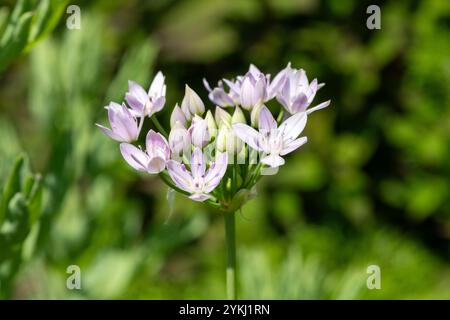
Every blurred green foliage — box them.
[0,0,68,73]
[0,0,449,299]
[0,155,42,298]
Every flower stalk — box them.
[224,211,237,300]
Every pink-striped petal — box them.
[279,112,307,142]
[147,156,166,173]
[232,123,262,151]
[261,154,285,168]
[189,193,211,202]
[258,106,277,132]
[148,71,165,97]
[306,100,331,115]
[146,130,170,160]
[167,160,193,192]
[120,143,149,171]
[280,136,308,156]
[191,147,206,179]
[96,124,124,142]
[204,152,228,192]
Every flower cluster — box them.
[97,63,330,209]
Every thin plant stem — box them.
[224,211,237,300]
[276,109,285,124]
[137,116,145,135]
[151,116,168,137]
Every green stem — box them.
[151,116,168,138]
[224,211,237,300]
[277,109,285,124]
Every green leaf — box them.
[0,155,25,227]
[0,0,68,72]
[0,11,33,72]
[28,0,69,47]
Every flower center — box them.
[191,175,205,192]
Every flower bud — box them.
[205,110,218,138]
[250,103,265,127]
[189,116,210,148]
[240,74,266,110]
[216,126,227,152]
[215,106,232,128]
[181,85,205,120]
[169,122,191,156]
[216,125,243,155]
[232,106,246,124]
[170,104,187,128]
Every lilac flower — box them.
[96,102,140,142]
[233,106,308,168]
[247,64,285,100]
[240,72,267,110]
[276,63,330,114]
[120,130,170,174]
[125,71,166,117]
[167,148,228,201]
[203,78,241,107]
[204,64,285,109]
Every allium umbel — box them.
[97,64,331,299]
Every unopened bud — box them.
[215,106,232,128]
[205,110,218,138]
[232,106,246,124]
[170,104,186,128]
[181,85,205,120]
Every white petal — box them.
[298,69,309,88]
[268,67,287,98]
[167,160,193,192]
[190,117,210,148]
[252,76,266,104]
[258,106,277,132]
[150,96,166,114]
[203,78,213,92]
[278,77,292,111]
[120,143,149,171]
[261,154,285,168]
[249,64,262,77]
[223,78,240,94]
[170,105,187,128]
[306,100,331,114]
[128,81,148,104]
[147,156,166,173]
[280,136,307,156]
[240,77,254,110]
[232,123,262,151]
[148,71,165,97]
[146,130,170,160]
[279,112,307,141]
[191,147,206,179]
[189,193,211,202]
[96,124,125,142]
[204,152,228,192]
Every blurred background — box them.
[0,0,449,299]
